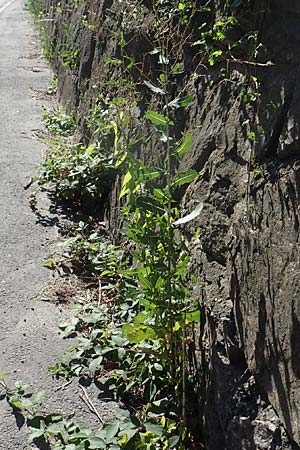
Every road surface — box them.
[0,1,111,447]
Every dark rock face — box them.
[43,0,300,448]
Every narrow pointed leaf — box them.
[144,80,165,95]
[176,133,192,158]
[173,202,203,225]
[146,111,168,127]
[171,169,197,187]
[178,95,194,107]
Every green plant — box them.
[43,108,76,136]
[21,1,206,448]
[25,0,55,61]
[38,140,116,201]
[1,375,186,450]
[193,15,238,66]
[62,227,124,276]
[47,76,58,95]
[59,22,80,70]
[39,104,123,202]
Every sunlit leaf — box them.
[171,169,197,187]
[146,111,168,127]
[176,133,192,158]
[144,80,165,95]
[173,202,203,225]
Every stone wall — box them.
[42,0,300,448]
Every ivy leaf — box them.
[176,133,192,158]
[173,202,203,226]
[146,111,168,127]
[171,169,197,187]
[144,80,165,95]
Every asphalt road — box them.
[0,2,112,448]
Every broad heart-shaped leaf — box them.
[46,423,64,434]
[144,80,165,95]
[176,132,192,158]
[171,169,198,187]
[65,445,76,450]
[145,421,163,436]
[173,202,204,226]
[123,323,157,343]
[146,111,168,127]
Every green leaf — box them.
[144,80,165,95]
[153,188,170,203]
[88,437,106,449]
[89,356,103,374]
[103,58,122,66]
[139,167,161,181]
[173,202,203,226]
[145,421,163,436]
[46,423,64,434]
[171,169,197,187]
[105,422,120,442]
[176,133,192,158]
[28,429,44,444]
[32,391,44,405]
[146,111,168,127]
[175,255,189,275]
[168,435,180,447]
[167,95,194,110]
[123,323,157,343]
[43,258,54,268]
[185,309,201,323]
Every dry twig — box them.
[79,385,103,423]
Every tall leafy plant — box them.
[119,6,203,425]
